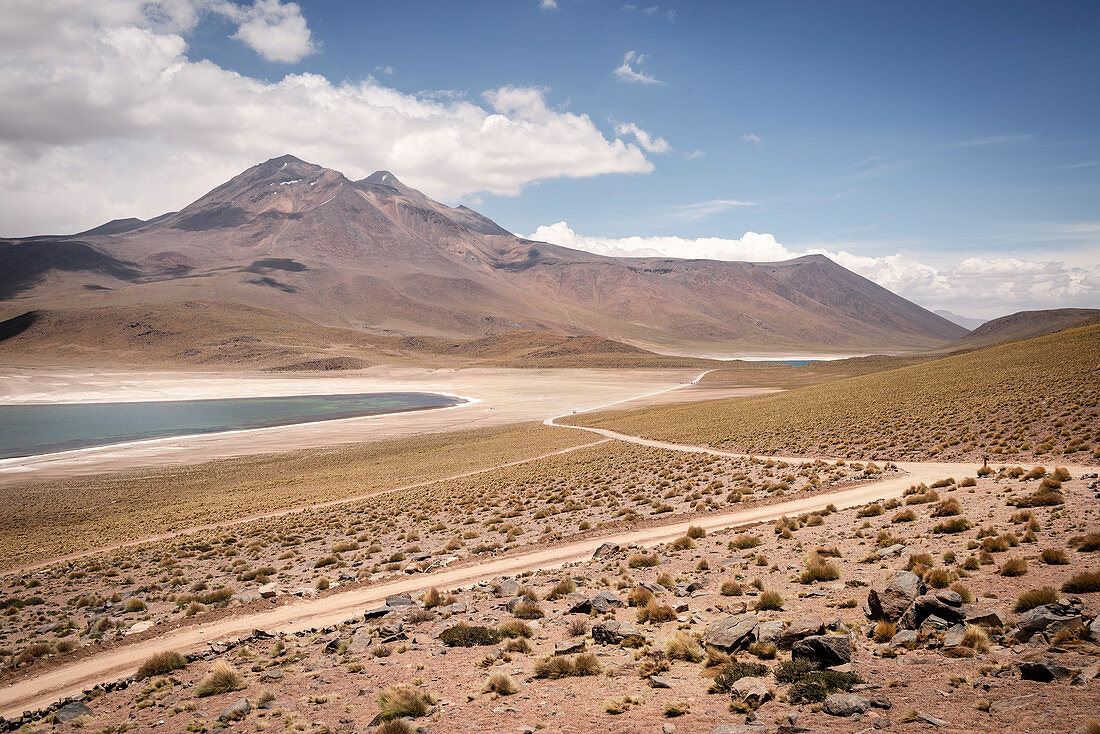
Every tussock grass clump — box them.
[627,586,655,607]
[512,600,544,619]
[872,620,897,643]
[483,671,519,696]
[669,536,696,551]
[663,700,690,717]
[628,553,659,568]
[498,620,533,639]
[441,624,501,647]
[194,661,245,697]
[1071,532,1100,552]
[800,557,840,584]
[136,650,187,679]
[892,508,917,523]
[666,631,704,662]
[961,625,990,652]
[729,533,763,549]
[1014,488,1065,508]
[1062,571,1100,593]
[924,567,955,588]
[1015,586,1059,612]
[534,653,602,678]
[376,684,435,721]
[636,599,676,623]
[375,721,416,734]
[857,503,884,517]
[755,590,784,611]
[933,517,971,534]
[932,498,962,517]
[503,638,532,654]
[545,577,577,600]
[1041,548,1070,564]
[720,579,743,596]
[774,659,862,703]
[999,557,1028,576]
[686,525,707,539]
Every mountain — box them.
[933,309,986,330]
[0,155,966,361]
[944,308,1100,351]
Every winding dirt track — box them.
[1,370,1091,718]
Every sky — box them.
[1,0,1098,319]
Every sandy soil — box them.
[0,366,767,484]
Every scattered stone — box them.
[218,698,250,722]
[257,584,278,599]
[934,590,962,607]
[731,676,772,706]
[988,693,1043,715]
[701,613,758,651]
[867,571,925,621]
[54,702,93,724]
[589,591,624,613]
[914,713,948,727]
[593,542,619,558]
[648,676,672,689]
[754,620,784,648]
[870,693,893,709]
[964,607,1006,628]
[554,639,585,655]
[708,726,765,734]
[792,634,851,667]
[899,595,966,630]
[888,630,918,649]
[822,693,870,717]
[662,724,676,734]
[1006,604,1083,643]
[780,616,824,647]
[942,624,966,648]
[1018,660,1073,682]
[497,580,521,598]
[592,620,645,646]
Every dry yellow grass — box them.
[0,423,592,568]
[569,322,1100,464]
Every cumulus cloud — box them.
[741,133,762,145]
[0,0,661,234]
[525,222,1100,317]
[614,51,663,85]
[614,122,670,153]
[539,0,559,10]
[225,0,315,62]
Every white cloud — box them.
[741,133,762,145]
[684,149,705,161]
[374,65,394,75]
[0,1,659,235]
[539,0,559,10]
[226,0,315,63]
[662,199,757,221]
[614,122,670,153]
[643,5,659,15]
[614,51,663,85]
[526,222,1100,318]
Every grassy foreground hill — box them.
[568,321,1100,464]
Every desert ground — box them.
[1,328,1098,734]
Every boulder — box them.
[918,615,953,634]
[258,583,278,599]
[791,634,851,667]
[496,579,521,598]
[730,676,772,706]
[934,590,963,607]
[385,594,414,607]
[702,613,758,651]
[593,542,620,558]
[867,571,925,621]
[899,595,965,630]
[649,675,672,688]
[822,693,870,717]
[915,713,949,727]
[590,591,624,613]
[964,606,1006,628]
[780,616,824,647]
[566,593,591,614]
[942,624,967,648]
[218,698,250,722]
[1007,604,1083,643]
[888,629,918,649]
[1019,660,1073,682]
[754,620,784,648]
[54,702,93,724]
[592,620,645,646]
[555,639,585,654]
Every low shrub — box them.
[709,660,768,693]
[719,579,743,596]
[1040,548,1070,564]
[1014,586,1059,612]
[441,624,501,647]
[483,672,519,696]
[1062,571,1100,593]
[376,684,435,721]
[755,590,784,611]
[136,650,187,679]
[933,517,972,534]
[999,557,1028,576]
[628,553,659,568]
[194,661,244,697]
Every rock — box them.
[258,584,278,599]
[792,634,851,667]
[54,702,92,724]
[386,594,414,607]
[649,675,673,689]
[592,620,645,646]
[554,639,585,655]
[363,605,397,620]
[935,590,963,607]
[915,713,949,727]
[126,620,154,635]
[918,614,952,634]
[589,591,624,613]
[708,725,765,734]
[876,543,906,558]
[755,620,784,648]
[505,597,528,613]
[888,630,918,649]
[780,616,824,647]
[867,571,925,621]
[218,698,250,722]
[899,595,966,630]
[942,624,967,648]
[988,693,1042,715]
[1019,660,1073,682]
[822,693,870,717]
[1007,604,1083,643]
[260,670,285,680]
[662,724,676,734]
[701,613,758,651]
[436,602,466,615]
[870,693,893,709]
[566,593,591,614]
[964,606,1006,628]
[731,676,772,706]
[593,542,619,558]
[497,580,520,598]
[640,581,668,595]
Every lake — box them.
[0,392,464,460]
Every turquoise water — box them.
[0,392,464,460]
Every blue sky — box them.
[2,0,1097,317]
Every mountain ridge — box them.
[0,155,966,358]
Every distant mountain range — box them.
[933,309,986,331]
[0,155,967,360]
